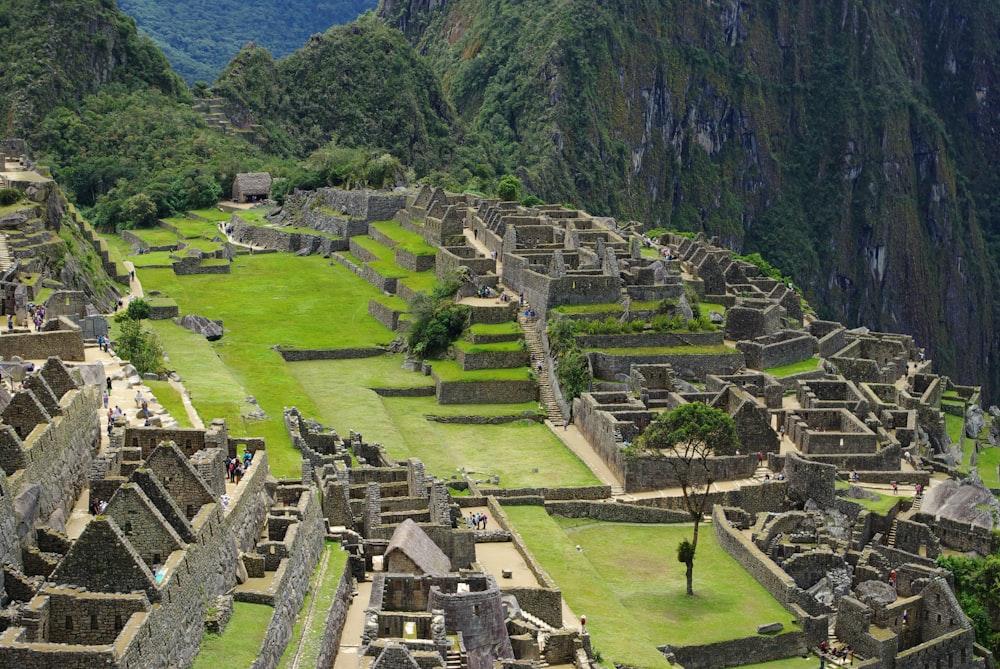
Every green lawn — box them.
[945,412,964,445]
[278,542,349,668]
[398,271,438,294]
[739,658,817,669]
[285,359,589,488]
[977,445,1000,487]
[130,228,181,247]
[765,358,820,377]
[469,322,521,335]
[129,251,178,267]
[163,215,224,238]
[700,302,727,316]
[192,602,273,669]
[144,379,194,428]
[504,509,800,668]
[369,220,438,255]
[190,207,239,222]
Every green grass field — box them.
[369,220,438,256]
[163,215,224,238]
[192,602,273,669]
[765,358,820,377]
[430,359,533,382]
[130,227,181,247]
[503,508,800,668]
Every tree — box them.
[124,298,151,321]
[637,402,738,594]
[112,316,163,376]
[497,174,522,202]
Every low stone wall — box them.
[360,264,398,294]
[661,631,810,669]
[479,486,610,501]
[148,301,179,320]
[739,333,816,371]
[228,216,349,255]
[314,557,354,669]
[455,347,528,371]
[574,331,724,349]
[394,248,436,272]
[437,246,496,282]
[630,483,788,517]
[373,387,436,398]
[368,299,405,331]
[435,379,537,405]
[913,513,998,555]
[545,500,689,522]
[0,324,85,361]
[275,346,387,361]
[120,230,175,252]
[624,453,756,493]
[172,257,231,275]
[588,351,745,382]
[251,488,324,669]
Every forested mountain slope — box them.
[213,15,458,175]
[0,0,186,136]
[117,0,378,84]
[379,0,1000,399]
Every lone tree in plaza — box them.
[637,401,738,595]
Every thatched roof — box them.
[384,518,451,576]
[232,172,271,196]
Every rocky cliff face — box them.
[380,0,1000,398]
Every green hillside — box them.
[117,0,378,84]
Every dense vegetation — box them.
[213,15,459,175]
[938,553,1000,658]
[117,0,377,84]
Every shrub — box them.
[113,317,164,375]
[556,351,590,401]
[497,174,522,202]
[0,188,20,206]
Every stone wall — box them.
[315,560,355,669]
[574,332,724,349]
[738,331,817,370]
[544,500,689,523]
[624,453,757,493]
[251,487,324,669]
[455,348,528,371]
[437,246,496,282]
[434,379,537,405]
[394,248,436,272]
[660,631,810,669]
[171,257,230,275]
[120,230,175,252]
[0,322,85,361]
[913,513,998,556]
[228,215,349,254]
[369,300,405,331]
[275,346,387,362]
[588,351,745,383]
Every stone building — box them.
[231,172,271,203]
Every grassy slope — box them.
[192,602,273,669]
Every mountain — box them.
[377,0,1000,400]
[116,0,378,84]
[212,14,458,175]
[0,0,186,136]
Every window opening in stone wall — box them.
[123,521,132,534]
[153,553,161,565]
[65,615,72,631]
[115,615,123,630]
[91,614,98,630]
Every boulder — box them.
[175,314,224,341]
[854,580,897,608]
[965,404,985,439]
[709,310,724,324]
[73,361,106,387]
[756,622,783,634]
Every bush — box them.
[407,298,470,357]
[556,351,590,401]
[113,317,164,375]
[497,174,522,202]
[0,188,20,206]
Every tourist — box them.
[134,390,143,408]
[757,451,764,465]
[106,376,112,392]
[103,391,108,409]
[228,458,236,483]
[851,470,859,483]
[5,315,10,330]
[763,473,771,483]
[892,481,898,494]
[234,463,243,485]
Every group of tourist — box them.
[818,641,853,666]
[96,333,110,352]
[467,512,488,530]
[89,498,108,516]
[225,451,254,485]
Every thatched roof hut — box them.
[231,172,271,203]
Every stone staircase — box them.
[445,647,465,669]
[887,518,898,548]
[0,233,12,273]
[518,311,563,423]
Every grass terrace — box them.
[503,508,799,669]
[700,302,727,316]
[163,215,223,238]
[765,358,821,377]
[130,227,181,247]
[469,322,522,336]
[369,220,438,255]
[551,299,664,316]
[129,251,178,267]
[399,271,438,294]
[430,359,532,382]
[192,601,272,668]
[453,339,523,353]
[190,207,238,222]
[978,446,1000,488]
